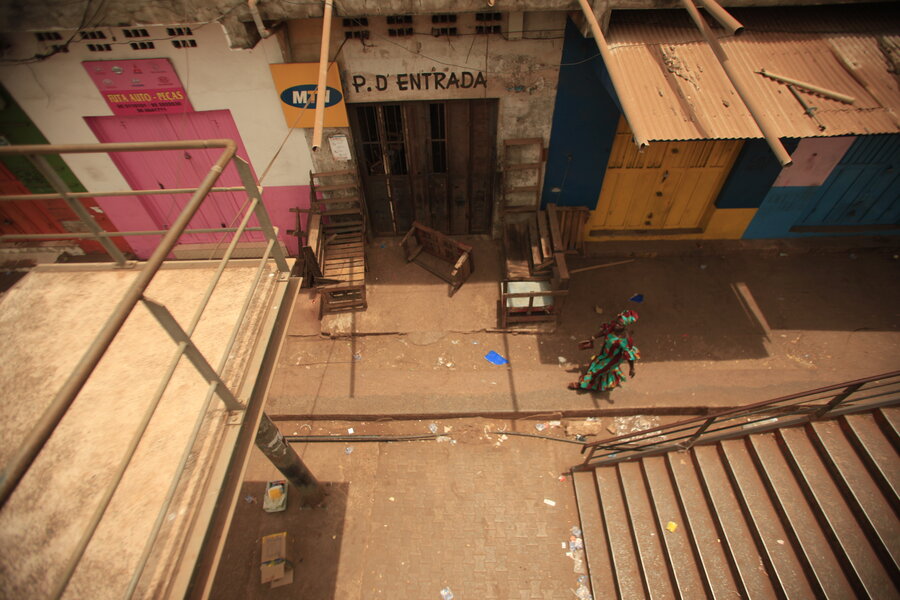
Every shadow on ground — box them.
[209,481,348,600]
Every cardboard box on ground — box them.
[260,532,294,588]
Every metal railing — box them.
[577,370,900,470]
[0,140,291,599]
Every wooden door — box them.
[588,117,743,235]
[350,100,496,236]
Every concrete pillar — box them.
[255,413,324,506]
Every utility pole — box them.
[255,413,324,506]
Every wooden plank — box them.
[536,211,552,259]
[547,203,564,252]
[527,217,542,270]
[311,168,355,177]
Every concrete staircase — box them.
[573,408,900,599]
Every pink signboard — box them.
[82,58,193,116]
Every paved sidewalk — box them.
[211,420,587,600]
[269,248,900,418]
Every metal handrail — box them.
[0,140,292,599]
[577,370,900,470]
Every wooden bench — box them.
[400,221,474,297]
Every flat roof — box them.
[0,259,291,598]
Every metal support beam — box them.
[679,0,793,166]
[0,227,263,241]
[256,413,324,506]
[576,0,651,149]
[27,155,128,266]
[0,186,248,202]
[232,156,291,273]
[814,383,864,418]
[311,0,334,152]
[140,297,243,411]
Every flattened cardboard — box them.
[270,563,294,588]
[260,532,287,584]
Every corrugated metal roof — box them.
[605,7,900,141]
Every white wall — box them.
[0,24,313,191]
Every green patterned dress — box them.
[575,331,640,392]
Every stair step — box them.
[779,426,896,597]
[875,407,900,452]
[642,456,707,600]
[693,445,779,599]
[573,471,617,600]
[808,420,900,573]
[618,462,678,599]
[596,468,648,600]
[666,453,741,599]
[842,414,900,513]
[748,433,857,599]
[720,439,816,599]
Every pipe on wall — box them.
[311,0,334,152]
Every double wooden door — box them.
[349,99,497,236]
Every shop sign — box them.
[269,63,349,128]
[349,71,487,93]
[82,59,193,116]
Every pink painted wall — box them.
[85,110,307,259]
[773,136,856,187]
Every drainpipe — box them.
[311,0,333,152]
[679,0,792,166]
[695,0,743,36]
[247,0,272,39]
[576,0,650,149]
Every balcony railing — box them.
[577,370,900,470]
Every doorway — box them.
[349,99,497,236]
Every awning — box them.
[603,6,900,142]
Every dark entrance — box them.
[349,99,498,236]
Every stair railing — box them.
[577,370,900,470]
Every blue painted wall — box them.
[541,17,621,209]
[717,138,800,209]
[744,134,900,238]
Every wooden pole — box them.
[757,68,855,104]
[576,0,651,149]
[311,0,333,152]
[570,259,635,274]
[679,0,793,166]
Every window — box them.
[387,15,412,25]
[172,39,198,48]
[431,14,456,23]
[476,25,502,34]
[342,17,368,27]
[475,12,502,21]
[428,103,447,174]
[80,31,107,40]
[431,27,458,37]
[344,30,370,40]
[51,44,70,53]
[166,27,193,37]
[87,44,112,52]
[122,29,150,38]
[35,32,63,42]
[129,41,155,50]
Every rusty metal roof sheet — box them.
[605,6,900,141]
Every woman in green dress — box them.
[569,310,640,392]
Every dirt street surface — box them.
[211,240,900,599]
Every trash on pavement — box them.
[263,480,288,513]
[484,350,509,365]
[347,427,355,434]
[543,498,557,507]
[428,423,438,433]
[666,521,678,533]
[629,293,644,303]
[535,423,548,432]
[440,587,454,600]
[244,495,257,504]
[435,435,452,443]
[344,447,354,454]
